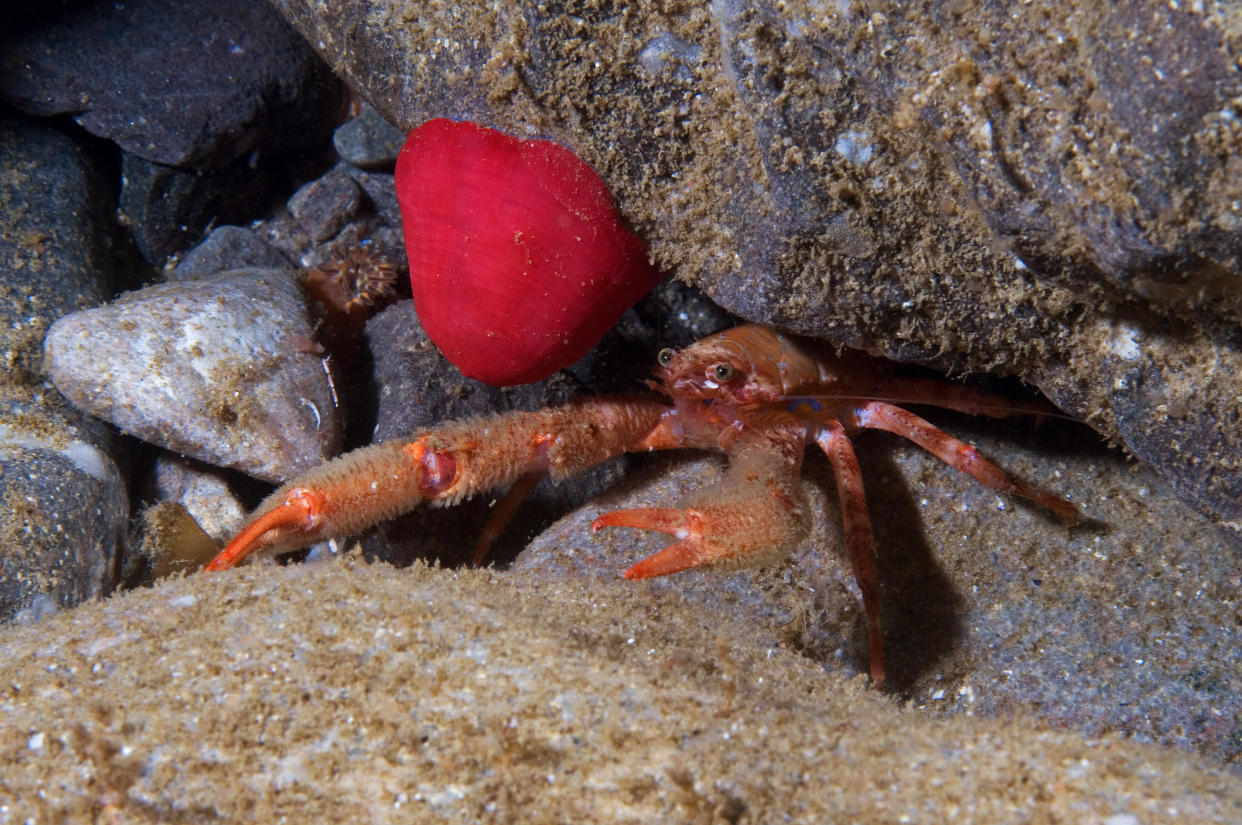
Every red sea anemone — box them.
[395,119,663,385]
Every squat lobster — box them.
[205,324,1077,687]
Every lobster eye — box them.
[713,363,735,382]
[657,348,674,367]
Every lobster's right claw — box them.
[592,507,726,579]
[592,501,796,580]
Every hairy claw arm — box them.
[205,398,669,571]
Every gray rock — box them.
[367,301,584,442]
[45,269,342,482]
[338,167,403,229]
[332,102,407,168]
[172,225,293,281]
[147,455,247,544]
[119,151,275,263]
[287,166,364,243]
[225,164,406,278]
[267,0,1242,534]
[1,0,345,264]
[0,112,128,622]
[0,0,341,169]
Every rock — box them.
[287,166,364,243]
[118,151,277,263]
[44,269,342,482]
[158,163,414,453]
[241,163,407,275]
[0,416,128,625]
[367,301,584,440]
[266,0,1242,534]
[171,225,293,281]
[146,455,247,544]
[0,111,128,623]
[0,560,1239,822]
[0,0,341,169]
[332,102,406,168]
[515,413,1242,766]
[339,166,403,229]
[1,0,345,263]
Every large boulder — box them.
[267,0,1242,535]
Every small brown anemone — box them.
[304,244,399,317]
[303,243,400,368]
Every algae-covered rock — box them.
[268,0,1242,533]
[44,269,343,483]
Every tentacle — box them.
[851,401,1078,522]
[205,398,669,571]
[814,422,886,688]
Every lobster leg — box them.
[471,473,544,566]
[205,399,668,571]
[814,422,886,688]
[850,401,1078,522]
[592,429,809,579]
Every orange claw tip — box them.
[623,545,702,580]
[202,532,259,572]
[395,118,665,386]
[200,489,322,573]
[202,553,236,572]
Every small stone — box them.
[45,269,342,482]
[147,454,247,543]
[287,167,363,243]
[172,226,292,281]
[340,166,403,229]
[333,103,406,168]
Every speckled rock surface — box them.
[1,560,1240,823]
[517,416,1242,768]
[44,269,342,482]
[0,112,128,623]
[267,0,1242,534]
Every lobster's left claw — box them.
[204,488,326,571]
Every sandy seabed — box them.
[2,552,1240,824]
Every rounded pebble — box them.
[44,269,342,482]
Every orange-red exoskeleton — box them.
[205,325,1078,687]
